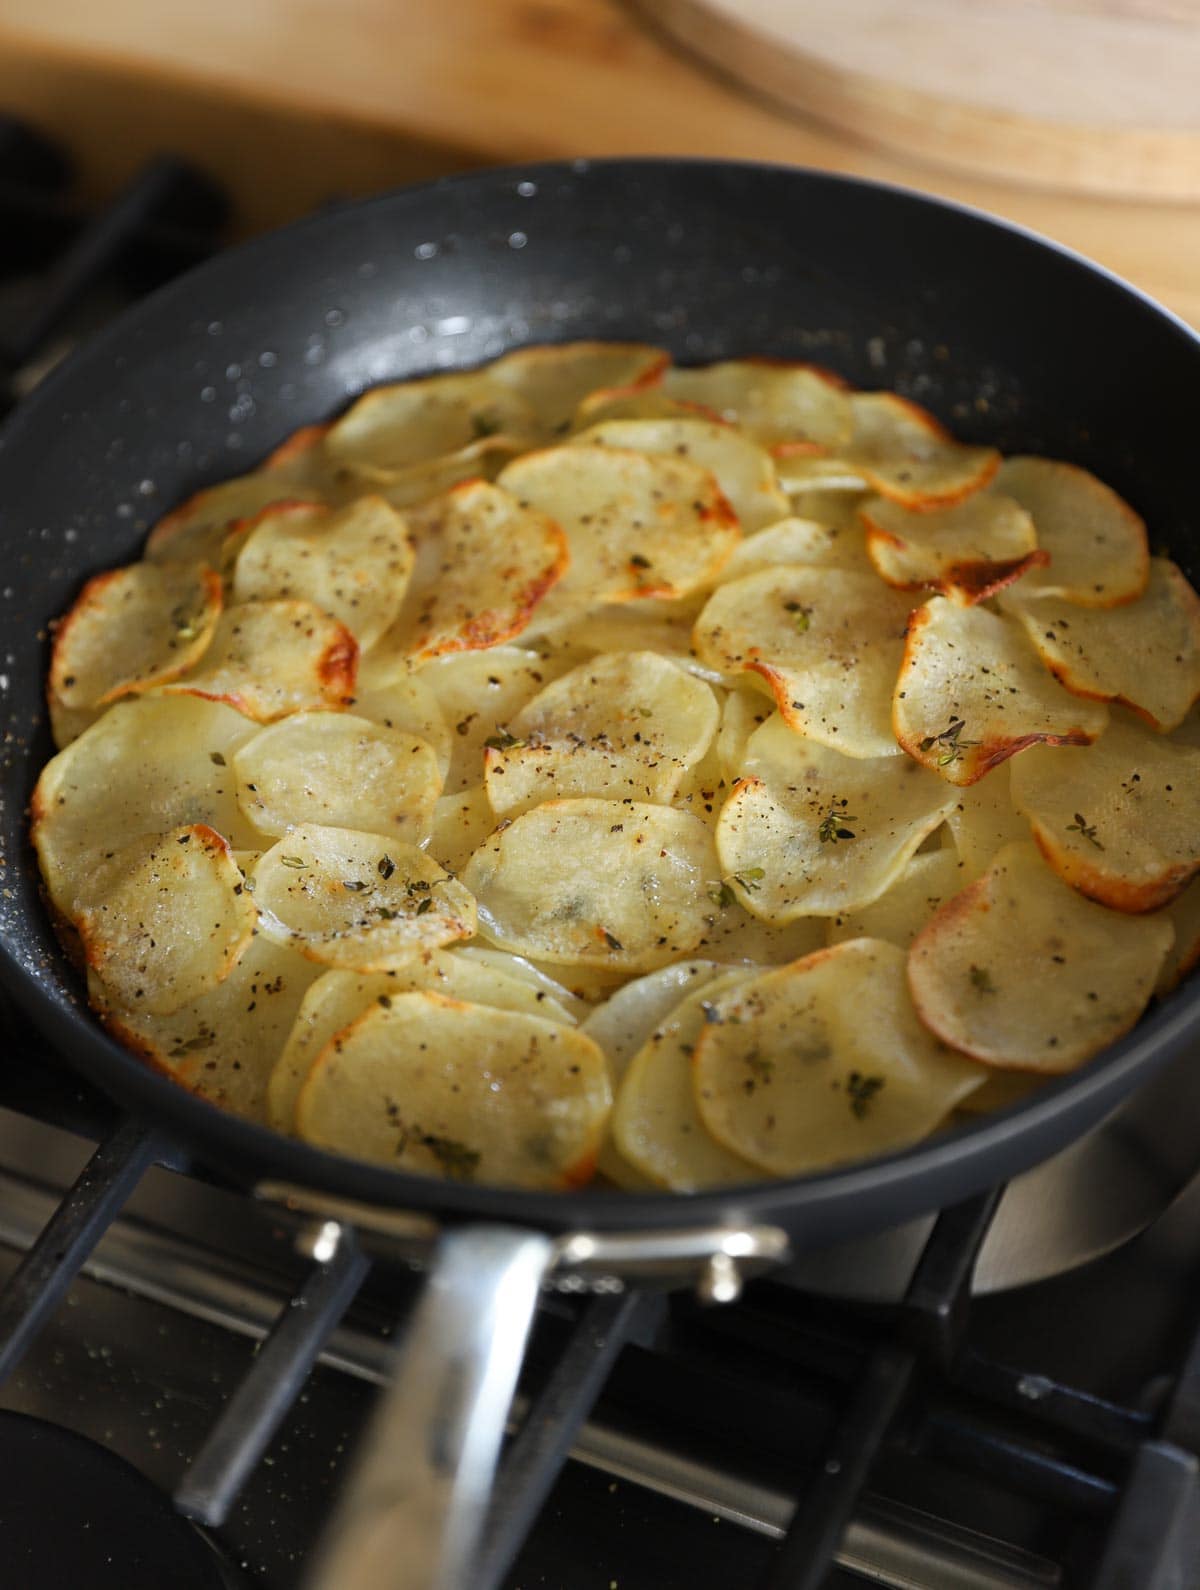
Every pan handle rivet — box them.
[297,1218,345,1265]
[697,1250,741,1306]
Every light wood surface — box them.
[0,0,1195,326]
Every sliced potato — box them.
[715,716,957,920]
[79,824,258,1016]
[491,341,668,436]
[613,970,765,1190]
[446,946,584,1022]
[420,646,565,793]
[571,417,790,532]
[661,360,853,451]
[693,567,913,757]
[777,458,869,494]
[230,496,414,648]
[484,651,719,817]
[861,492,1045,605]
[533,596,727,685]
[164,599,357,722]
[992,456,1148,605]
[719,515,872,581]
[826,849,965,949]
[461,798,720,970]
[50,561,223,723]
[693,940,987,1175]
[572,389,719,430]
[233,712,442,844]
[1153,879,1200,995]
[581,961,729,1089]
[427,786,498,875]
[691,896,826,964]
[295,992,611,1188]
[844,393,999,508]
[349,663,451,779]
[253,826,476,970]
[715,688,773,783]
[146,475,326,568]
[908,842,1173,1072]
[944,762,1031,882]
[894,600,1108,786]
[1010,714,1200,913]
[1000,559,1200,731]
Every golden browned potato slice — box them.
[718,515,873,581]
[572,389,719,430]
[1009,714,1200,913]
[694,567,914,757]
[613,970,766,1190]
[295,992,611,1188]
[232,712,442,844]
[32,694,261,919]
[908,841,1173,1072]
[861,492,1045,605]
[484,652,719,818]
[1000,559,1200,732]
[230,496,414,648]
[461,798,720,971]
[893,600,1108,785]
[497,445,740,616]
[825,849,965,949]
[693,940,987,1175]
[49,561,223,735]
[490,341,668,436]
[252,826,476,970]
[420,645,566,792]
[570,418,790,532]
[843,393,999,508]
[368,480,568,671]
[164,599,357,722]
[715,716,957,920]
[79,824,258,1016]
[1153,879,1200,995]
[349,662,451,778]
[944,762,1031,882]
[992,456,1148,605]
[427,787,498,874]
[661,360,853,451]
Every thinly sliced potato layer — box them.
[420,646,565,793]
[844,393,999,508]
[80,825,257,1016]
[694,940,986,1175]
[492,341,668,436]
[1010,715,1200,912]
[861,492,1044,604]
[165,599,357,722]
[662,360,852,451]
[233,712,442,844]
[694,567,913,757]
[485,651,719,817]
[894,600,1108,785]
[719,516,872,582]
[535,597,726,685]
[230,496,413,648]
[253,826,476,970]
[145,448,329,566]
[908,842,1173,1072]
[993,456,1148,605]
[295,993,611,1188]
[777,458,868,494]
[462,799,720,970]
[1001,559,1200,731]
[826,849,965,949]
[715,716,957,920]
[349,664,451,778]
[1154,880,1200,995]
[427,787,498,875]
[691,896,826,965]
[715,689,773,783]
[944,762,1030,881]
[572,389,719,430]
[581,961,729,1089]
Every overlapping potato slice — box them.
[462,799,719,970]
[571,418,790,532]
[894,600,1108,785]
[252,826,476,970]
[861,492,1045,604]
[420,646,564,792]
[715,689,773,782]
[49,561,223,733]
[661,360,853,452]
[693,940,987,1175]
[497,445,739,617]
[1154,880,1200,995]
[78,824,258,1016]
[233,712,442,844]
[826,849,964,949]
[427,787,498,874]
[572,389,718,430]
[449,946,585,1020]
[777,458,869,494]
[944,762,1030,882]
[613,970,765,1190]
[1009,715,1200,913]
[164,599,357,722]
[715,716,957,921]
[691,895,827,965]
[842,393,999,508]
[349,662,451,778]
[992,457,1148,605]
[694,567,913,757]
[484,651,719,818]
[368,481,567,670]
[908,842,1173,1072]
[581,960,729,1088]
[230,496,414,648]
[295,993,611,1188]
[266,949,579,1132]
[490,341,668,436]
[534,596,727,686]
[1000,559,1200,731]
[718,515,872,582]
[146,476,327,569]
[32,694,261,918]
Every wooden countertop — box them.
[0,0,1196,326]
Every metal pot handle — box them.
[305,1223,555,1590]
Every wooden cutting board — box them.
[642,0,1200,199]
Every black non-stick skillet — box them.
[0,160,1197,1589]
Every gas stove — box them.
[2,119,1200,1590]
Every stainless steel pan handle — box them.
[305,1223,555,1590]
